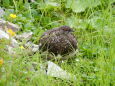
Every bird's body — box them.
[39,26,77,58]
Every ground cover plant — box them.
[0,0,115,86]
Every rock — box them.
[0,29,19,55]
[0,29,18,47]
[6,45,16,55]
[0,29,9,39]
[16,32,33,41]
[46,61,76,80]
[11,38,18,47]
[0,19,20,32]
[25,41,39,52]
[0,7,5,17]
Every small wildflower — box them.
[20,46,25,49]
[7,29,16,36]
[10,14,17,18]
[0,59,4,65]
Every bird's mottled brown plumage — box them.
[39,26,77,57]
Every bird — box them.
[39,26,77,60]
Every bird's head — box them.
[59,26,73,34]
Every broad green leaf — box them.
[66,0,101,13]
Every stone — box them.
[25,41,39,52]
[15,32,33,41]
[0,19,20,32]
[0,7,5,17]
[0,29,18,47]
[47,61,76,80]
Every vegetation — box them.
[0,0,115,86]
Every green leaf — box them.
[66,0,101,13]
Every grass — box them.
[0,0,115,86]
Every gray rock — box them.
[6,45,16,55]
[16,32,33,41]
[25,41,39,52]
[0,29,9,39]
[0,29,18,47]
[0,19,20,32]
[47,61,76,80]
[0,7,5,17]
[0,29,19,55]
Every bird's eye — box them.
[63,28,69,31]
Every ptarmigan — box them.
[39,26,77,60]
